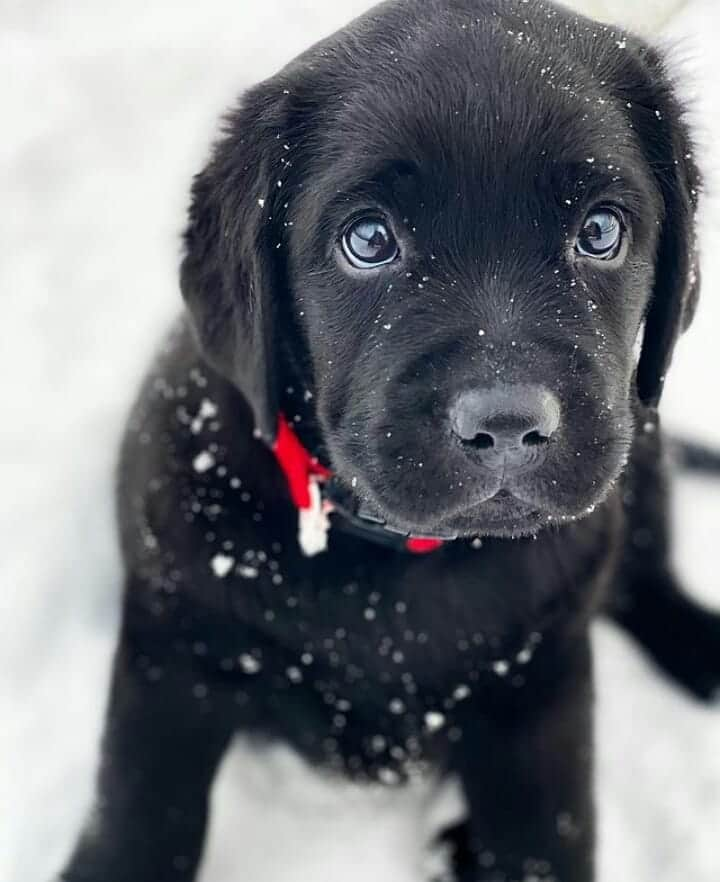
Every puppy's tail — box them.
[670,438,720,474]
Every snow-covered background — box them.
[1,1,719,880]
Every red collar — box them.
[272,415,445,556]
[272,415,332,510]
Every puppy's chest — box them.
[228,547,553,683]
[226,608,547,786]
[261,624,543,784]
[220,547,578,781]
[226,527,592,675]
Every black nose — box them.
[450,384,561,473]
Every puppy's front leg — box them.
[610,568,720,702]
[450,635,595,882]
[60,605,235,882]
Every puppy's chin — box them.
[357,497,562,541]
[438,495,556,539]
[436,492,601,540]
[338,471,617,541]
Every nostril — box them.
[464,432,494,450]
[522,430,549,448]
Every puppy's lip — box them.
[491,488,515,501]
[341,479,519,537]
[359,494,549,540]
[328,475,559,540]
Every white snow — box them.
[194,450,217,474]
[2,2,720,881]
[192,399,219,435]
[238,655,262,676]
[424,711,447,733]
[200,738,468,882]
[211,554,236,579]
[571,0,690,32]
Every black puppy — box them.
[61,1,720,880]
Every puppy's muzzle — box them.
[450,384,561,475]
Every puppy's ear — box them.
[620,44,702,407]
[180,84,288,441]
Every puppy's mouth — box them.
[326,478,550,541]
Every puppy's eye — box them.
[576,208,624,260]
[341,217,399,268]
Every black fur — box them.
[60,2,719,881]
[673,437,720,473]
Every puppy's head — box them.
[182,0,700,539]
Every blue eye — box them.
[576,207,624,260]
[341,217,399,268]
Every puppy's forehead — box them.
[290,2,649,208]
[323,78,631,195]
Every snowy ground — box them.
[2,1,719,880]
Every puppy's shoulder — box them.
[115,317,277,579]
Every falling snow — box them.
[210,553,235,578]
[239,654,262,675]
[193,450,216,473]
[424,711,447,732]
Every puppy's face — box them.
[182,1,699,540]
[286,19,670,539]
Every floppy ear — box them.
[619,43,702,407]
[180,84,289,441]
